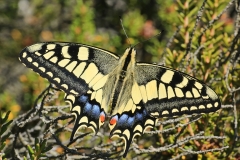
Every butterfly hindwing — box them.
[109,102,156,157]
[134,63,221,117]
[19,42,119,95]
[65,94,106,140]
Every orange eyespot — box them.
[109,115,118,125]
[110,118,116,125]
[100,114,105,122]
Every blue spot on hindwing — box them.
[92,104,100,117]
[83,102,92,113]
[100,111,106,117]
[117,114,136,127]
[127,116,135,127]
[142,109,147,116]
[135,112,142,121]
[109,106,157,158]
[118,114,128,125]
[78,95,88,104]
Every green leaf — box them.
[34,138,39,148]
[40,139,46,150]
[1,132,11,144]
[2,111,11,123]
[0,120,13,135]
[0,141,6,150]
[36,143,40,152]
[27,145,34,154]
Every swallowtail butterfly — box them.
[19,42,221,157]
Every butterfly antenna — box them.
[133,30,164,48]
[120,19,132,47]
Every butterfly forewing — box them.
[134,63,221,117]
[19,42,119,95]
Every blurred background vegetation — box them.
[0,0,239,159]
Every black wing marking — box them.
[19,42,119,95]
[134,63,221,117]
[65,94,107,140]
[109,99,156,158]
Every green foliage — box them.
[19,72,49,111]
[162,1,234,99]
[0,92,21,119]
[0,111,12,159]
[25,138,52,160]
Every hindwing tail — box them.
[65,94,107,140]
